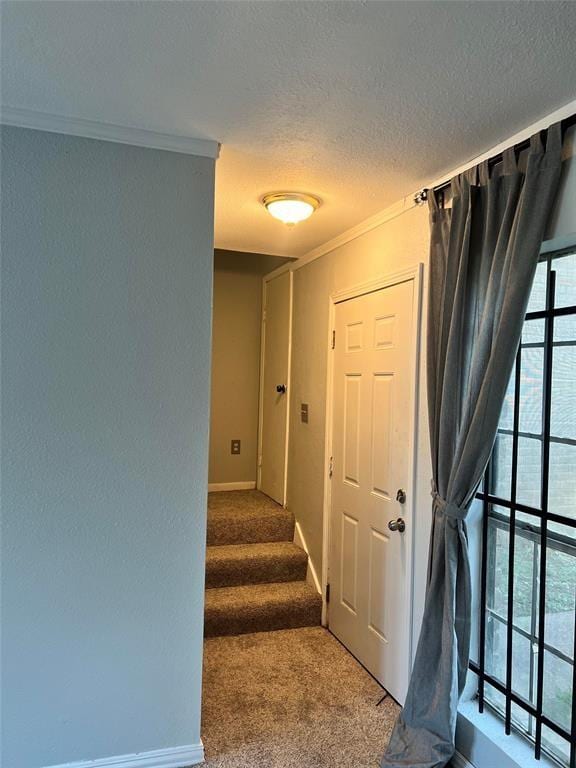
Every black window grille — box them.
[471,247,576,767]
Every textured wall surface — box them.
[210,261,262,485]
[546,126,576,246]
[287,127,576,661]
[1,126,215,768]
[287,204,432,655]
[3,2,576,256]
[210,255,260,484]
[209,250,291,485]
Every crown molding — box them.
[263,194,417,283]
[264,97,576,283]
[0,106,220,159]
[426,97,576,194]
[299,194,415,266]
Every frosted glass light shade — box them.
[263,193,320,225]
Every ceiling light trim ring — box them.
[262,192,320,209]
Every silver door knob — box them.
[388,518,406,533]
[396,488,406,504]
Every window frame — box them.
[470,246,576,768]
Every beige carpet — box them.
[205,490,321,637]
[204,581,322,638]
[201,626,399,767]
[207,490,294,546]
[205,541,308,589]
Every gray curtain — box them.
[381,122,564,768]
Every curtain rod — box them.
[414,112,576,205]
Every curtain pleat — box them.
[381,123,564,768]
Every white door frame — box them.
[321,264,423,648]
[257,269,293,507]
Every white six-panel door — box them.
[329,278,415,703]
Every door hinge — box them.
[325,583,331,603]
[331,329,336,349]
[329,456,334,478]
[257,455,263,468]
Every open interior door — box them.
[258,271,292,504]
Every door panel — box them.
[368,528,389,641]
[344,375,361,486]
[371,374,393,498]
[329,278,415,703]
[341,512,359,613]
[258,271,291,504]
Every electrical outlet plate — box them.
[231,439,241,455]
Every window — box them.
[471,248,576,767]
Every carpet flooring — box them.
[204,581,322,637]
[207,490,294,546]
[201,626,399,768]
[205,490,321,637]
[205,541,308,589]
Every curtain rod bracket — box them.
[414,189,428,206]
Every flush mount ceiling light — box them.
[262,192,320,225]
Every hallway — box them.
[202,491,398,766]
[201,626,399,768]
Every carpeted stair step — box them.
[207,490,294,546]
[206,542,308,589]
[204,581,322,637]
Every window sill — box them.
[456,700,558,768]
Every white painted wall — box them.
[285,122,576,675]
[0,126,215,768]
[545,125,576,248]
[286,204,432,653]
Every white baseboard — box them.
[452,750,476,768]
[43,743,204,768]
[208,480,256,492]
[293,520,322,595]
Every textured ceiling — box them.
[3,1,576,257]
